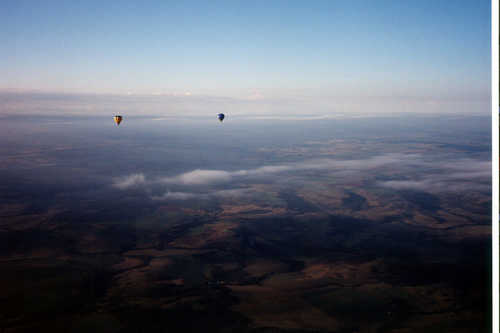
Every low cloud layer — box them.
[112,173,146,189]
[161,169,232,185]
[154,154,415,188]
[379,159,491,193]
[151,188,251,201]
[112,154,491,201]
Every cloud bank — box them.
[112,154,490,200]
[378,159,491,193]
[151,188,251,201]
[161,169,232,185]
[114,153,416,190]
[112,173,146,189]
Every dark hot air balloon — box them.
[217,113,225,122]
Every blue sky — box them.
[0,0,491,115]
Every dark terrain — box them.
[0,114,491,332]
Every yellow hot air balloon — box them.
[114,115,123,126]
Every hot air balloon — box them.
[217,113,225,122]
[114,115,123,126]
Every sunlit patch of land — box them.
[167,220,239,248]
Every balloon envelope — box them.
[217,113,225,122]
[114,115,123,126]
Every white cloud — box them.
[115,154,422,189]
[379,180,433,191]
[247,90,264,100]
[112,173,146,189]
[161,169,232,185]
[379,158,491,193]
[152,191,197,200]
[234,165,292,176]
[114,154,491,200]
[151,188,251,201]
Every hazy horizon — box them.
[0,0,491,117]
[0,90,491,118]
